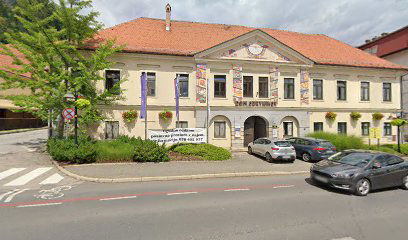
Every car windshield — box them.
[274,141,291,147]
[328,152,374,167]
[318,141,333,148]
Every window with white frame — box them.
[177,74,189,97]
[243,76,253,98]
[361,82,370,101]
[284,78,295,99]
[258,77,269,98]
[361,122,370,136]
[384,123,392,136]
[283,122,293,136]
[146,72,156,96]
[338,122,347,135]
[337,81,347,101]
[313,122,323,132]
[105,70,120,95]
[176,121,188,128]
[383,83,391,102]
[313,79,323,100]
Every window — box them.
[214,121,226,138]
[178,74,189,97]
[313,79,323,100]
[337,81,347,100]
[105,70,120,94]
[360,82,370,101]
[105,121,119,139]
[361,122,370,136]
[338,122,347,135]
[384,123,392,136]
[383,83,391,102]
[147,72,156,96]
[284,78,295,99]
[214,75,226,98]
[386,155,403,165]
[243,76,253,97]
[176,121,188,128]
[283,122,293,136]
[313,122,323,132]
[258,77,269,98]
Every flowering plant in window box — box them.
[159,110,173,121]
[350,112,362,121]
[372,112,384,121]
[325,112,337,121]
[122,110,138,123]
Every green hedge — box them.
[307,132,364,151]
[133,138,170,162]
[94,140,134,162]
[47,137,97,164]
[172,143,231,161]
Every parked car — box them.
[286,137,336,162]
[248,138,296,162]
[310,150,408,196]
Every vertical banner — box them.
[300,69,310,105]
[196,63,207,103]
[269,66,279,103]
[232,64,243,102]
[140,72,147,119]
[174,74,180,121]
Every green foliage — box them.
[372,112,384,120]
[361,144,399,154]
[307,132,364,151]
[159,110,173,120]
[133,139,170,162]
[47,137,96,164]
[94,140,134,163]
[0,0,122,136]
[350,112,362,120]
[325,112,337,121]
[122,110,138,123]
[381,144,408,155]
[172,144,232,161]
[75,98,90,109]
[391,118,407,127]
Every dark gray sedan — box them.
[310,150,408,196]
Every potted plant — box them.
[325,112,337,121]
[372,112,384,121]
[122,110,138,123]
[159,110,173,121]
[350,112,362,121]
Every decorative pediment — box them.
[195,30,313,66]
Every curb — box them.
[51,159,309,183]
[0,127,47,135]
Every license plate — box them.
[314,175,328,183]
[326,151,333,154]
[282,156,290,159]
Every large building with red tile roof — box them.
[86,4,408,149]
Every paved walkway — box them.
[62,153,311,180]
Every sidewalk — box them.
[57,153,312,182]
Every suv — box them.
[287,137,336,162]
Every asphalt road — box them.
[1,174,407,240]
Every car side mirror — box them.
[372,164,381,169]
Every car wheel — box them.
[248,147,253,155]
[265,152,273,162]
[402,175,408,190]
[302,153,312,162]
[355,178,370,196]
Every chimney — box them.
[165,3,171,31]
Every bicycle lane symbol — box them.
[34,185,74,200]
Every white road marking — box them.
[39,173,64,185]
[167,191,198,196]
[273,185,295,189]
[0,189,19,201]
[224,188,250,192]
[100,196,138,201]
[4,189,28,203]
[331,238,356,240]
[23,146,36,152]
[17,202,62,208]
[4,167,52,186]
[0,168,26,180]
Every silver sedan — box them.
[248,138,296,162]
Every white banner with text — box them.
[148,128,207,145]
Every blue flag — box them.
[140,72,147,119]
[174,74,180,122]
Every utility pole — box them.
[74,91,78,145]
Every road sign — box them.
[369,127,381,139]
[62,108,75,121]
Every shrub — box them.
[94,140,134,162]
[361,144,399,154]
[133,139,170,162]
[372,112,384,120]
[75,98,91,109]
[350,112,362,121]
[172,143,232,161]
[47,137,97,164]
[307,132,364,151]
[325,112,337,121]
[381,144,408,155]
[391,118,407,126]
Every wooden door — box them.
[244,118,255,147]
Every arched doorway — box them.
[244,116,267,147]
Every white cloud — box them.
[91,0,408,46]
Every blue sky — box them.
[91,0,408,46]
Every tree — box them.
[391,118,407,153]
[0,0,123,140]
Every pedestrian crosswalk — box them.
[0,167,65,188]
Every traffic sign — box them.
[369,127,381,139]
[62,108,75,121]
